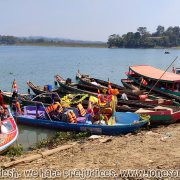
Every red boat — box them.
[0,107,18,154]
[136,106,180,125]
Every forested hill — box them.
[107,26,180,48]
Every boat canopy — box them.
[129,65,180,83]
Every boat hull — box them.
[138,110,180,125]
[15,112,147,135]
[0,108,18,154]
[27,81,63,95]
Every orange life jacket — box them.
[45,104,58,113]
[77,103,86,116]
[67,111,77,123]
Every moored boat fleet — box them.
[0,65,180,153]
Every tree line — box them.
[0,36,106,48]
[0,36,62,45]
[107,26,180,48]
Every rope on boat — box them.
[147,56,178,96]
[31,92,60,101]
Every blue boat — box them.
[15,106,147,135]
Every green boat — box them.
[126,65,180,102]
[136,106,180,125]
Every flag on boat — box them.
[12,79,18,92]
[108,79,112,94]
[108,79,119,95]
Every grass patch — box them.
[30,131,90,150]
[4,144,23,157]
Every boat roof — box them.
[129,65,180,82]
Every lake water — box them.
[0,46,180,150]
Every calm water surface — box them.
[0,46,180,150]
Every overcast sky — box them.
[0,0,180,41]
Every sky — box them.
[0,0,180,42]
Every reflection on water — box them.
[17,125,56,151]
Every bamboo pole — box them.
[2,143,76,168]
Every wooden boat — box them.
[0,106,18,154]
[2,91,54,107]
[15,106,147,135]
[2,91,29,104]
[76,70,144,93]
[55,75,100,96]
[136,106,180,125]
[76,71,142,99]
[54,76,163,109]
[126,65,180,102]
[27,81,63,95]
[76,71,110,89]
[121,79,178,106]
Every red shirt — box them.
[0,93,5,108]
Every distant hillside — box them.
[22,36,105,44]
[0,35,107,48]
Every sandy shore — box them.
[0,123,180,179]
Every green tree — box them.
[137,27,148,36]
[156,25,165,36]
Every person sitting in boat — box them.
[12,90,18,101]
[0,90,5,108]
[49,105,64,121]
[11,99,21,115]
[45,102,63,120]
[0,107,9,134]
[0,107,10,120]
[11,99,17,113]
[0,106,4,121]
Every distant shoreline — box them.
[1,43,180,49]
[1,42,108,48]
